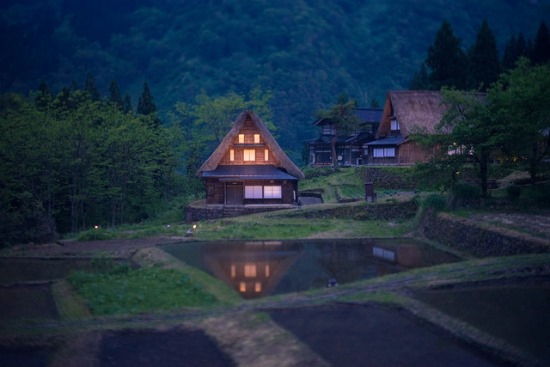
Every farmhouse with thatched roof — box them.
[197,110,304,207]
[366,91,447,165]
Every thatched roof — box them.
[197,110,305,179]
[377,91,448,138]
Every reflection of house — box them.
[200,242,303,299]
[197,110,304,207]
[308,108,382,166]
[372,245,423,268]
[366,91,447,165]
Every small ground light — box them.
[193,224,197,229]
[94,225,100,229]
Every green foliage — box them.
[422,194,448,212]
[0,84,184,245]
[69,266,217,315]
[452,182,481,199]
[77,229,115,242]
[506,184,522,200]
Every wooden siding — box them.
[368,141,434,165]
[206,179,296,206]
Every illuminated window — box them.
[230,149,234,161]
[238,134,245,143]
[391,119,400,131]
[373,148,395,158]
[244,149,255,161]
[264,149,269,161]
[255,282,262,293]
[264,186,282,199]
[265,265,270,277]
[245,186,262,199]
[254,134,260,143]
[244,264,257,277]
[239,282,246,292]
[231,265,236,278]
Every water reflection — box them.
[162,239,458,299]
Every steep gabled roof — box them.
[197,110,304,179]
[377,91,448,138]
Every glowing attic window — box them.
[238,134,245,143]
[391,119,400,131]
[254,134,260,143]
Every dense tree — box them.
[34,81,53,111]
[489,59,550,184]
[0,84,182,245]
[315,94,361,170]
[531,21,550,65]
[468,20,501,91]
[409,63,430,90]
[108,79,123,109]
[502,33,530,70]
[137,81,157,116]
[84,73,100,101]
[425,21,469,90]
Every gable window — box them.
[243,149,255,161]
[254,134,260,143]
[373,147,395,158]
[245,185,263,198]
[322,124,335,135]
[264,149,269,161]
[244,264,257,277]
[264,185,282,199]
[390,119,400,131]
[230,149,235,161]
[238,134,245,143]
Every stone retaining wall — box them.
[281,200,418,220]
[357,167,416,190]
[419,211,550,257]
[185,205,295,222]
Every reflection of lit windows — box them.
[254,134,260,143]
[265,265,270,277]
[255,282,262,293]
[238,134,245,143]
[244,149,255,161]
[244,264,257,277]
[231,265,236,278]
[239,282,246,293]
[264,186,282,199]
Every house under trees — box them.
[308,91,449,166]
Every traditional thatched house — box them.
[197,110,304,207]
[366,91,447,165]
[308,108,382,166]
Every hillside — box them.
[1,0,549,157]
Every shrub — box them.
[77,228,114,241]
[422,194,447,212]
[506,184,522,200]
[452,181,481,199]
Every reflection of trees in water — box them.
[316,241,367,285]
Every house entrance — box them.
[226,183,243,206]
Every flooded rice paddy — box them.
[161,238,459,298]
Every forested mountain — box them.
[1,0,549,155]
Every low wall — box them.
[185,205,295,222]
[357,167,416,190]
[281,200,418,221]
[419,211,550,257]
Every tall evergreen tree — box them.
[84,73,100,101]
[137,81,157,116]
[108,79,123,109]
[503,32,531,70]
[409,63,430,90]
[34,81,53,111]
[468,20,501,91]
[122,93,133,114]
[531,21,550,65]
[425,20,468,90]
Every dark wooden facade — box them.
[197,111,304,207]
[308,108,381,166]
